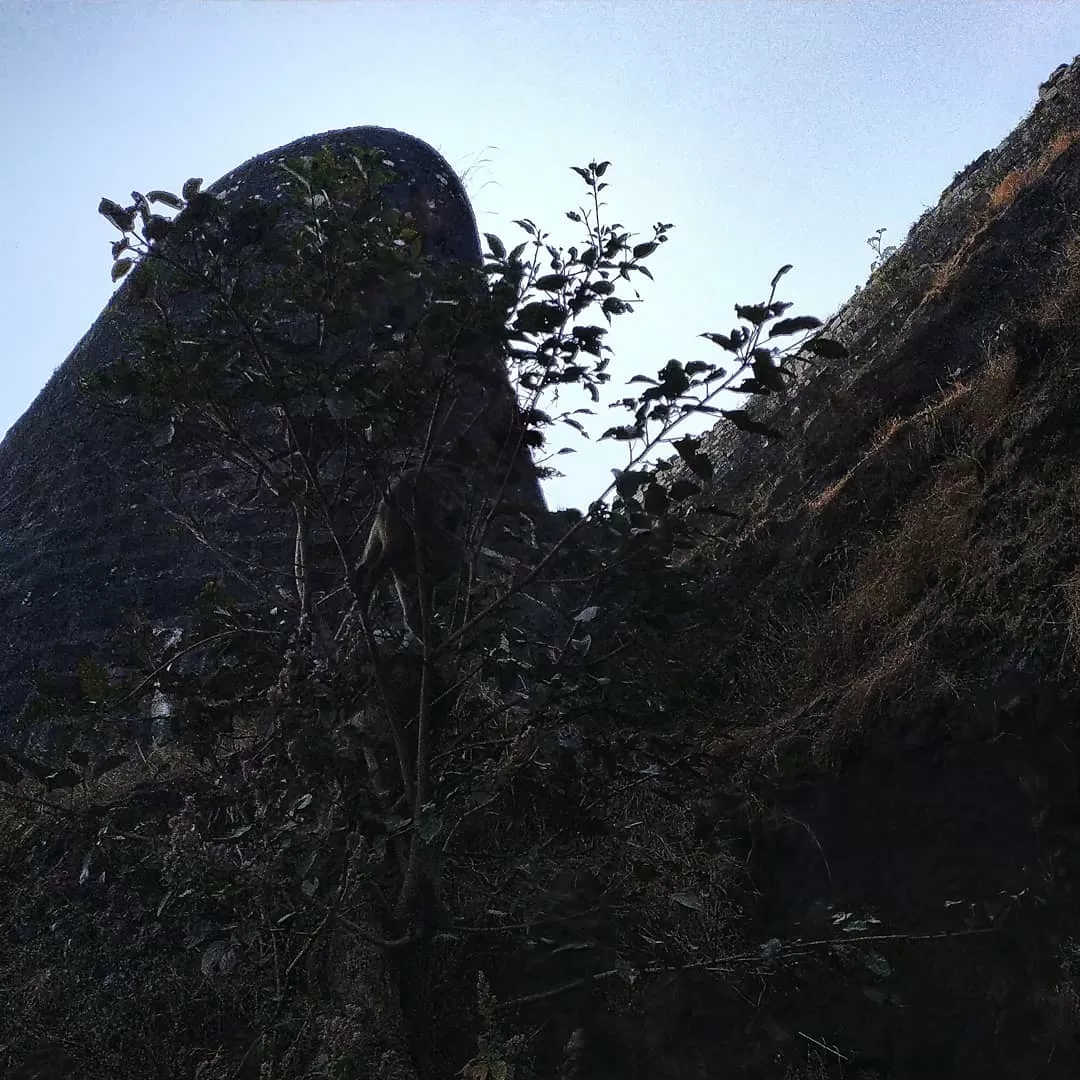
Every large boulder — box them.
[0,126,545,743]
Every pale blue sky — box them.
[2,1,1075,508]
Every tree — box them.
[0,149,844,1077]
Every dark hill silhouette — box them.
[0,126,544,745]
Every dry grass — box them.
[1037,228,1080,330]
[805,475,850,516]
[989,167,1034,211]
[821,467,979,666]
[1060,567,1080,669]
[870,414,906,451]
[990,128,1080,212]
[1044,975,1080,1048]
[803,376,975,525]
[0,744,206,860]
[756,338,1025,765]
[967,346,1018,435]
[1047,127,1080,159]
[827,639,923,752]
[804,336,1015,531]
[925,127,1080,306]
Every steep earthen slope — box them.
[675,56,1080,1075]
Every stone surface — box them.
[0,126,544,742]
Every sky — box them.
[1,1,1076,510]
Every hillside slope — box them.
[5,61,1080,1080]
[673,54,1080,1075]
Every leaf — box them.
[643,483,668,516]
[751,352,788,394]
[130,191,151,222]
[521,406,553,427]
[181,177,204,200]
[146,189,184,210]
[672,436,714,480]
[600,423,642,442]
[594,160,611,176]
[515,301,567,334]
[200,939,231,977]
[656,359,690,398]
[700,332,738,353]
[213,824,254,842]
[572,324,606,344]
[668,479,701,502]
[770,264,793,289]
[802,336,849,360]
[484,233,506,259]
[670,891,705,913]
[632,241,658,259]
[44,768,81,791]
[180,191,219,224]
[691,449,717,475]
[535,273,569,291]
[673,434,701,455]
[721,409,784,440]
[227,200,279,246]
[769,315,823,337]
[735,303,770,326]
[614,469,649,499]
[733,378,771,396]
[98,198,135,233]
[143,216,171,242]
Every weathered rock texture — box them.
[0,126,543,742]
[651,56,1080,1075]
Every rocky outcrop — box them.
[0,126,544,742]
